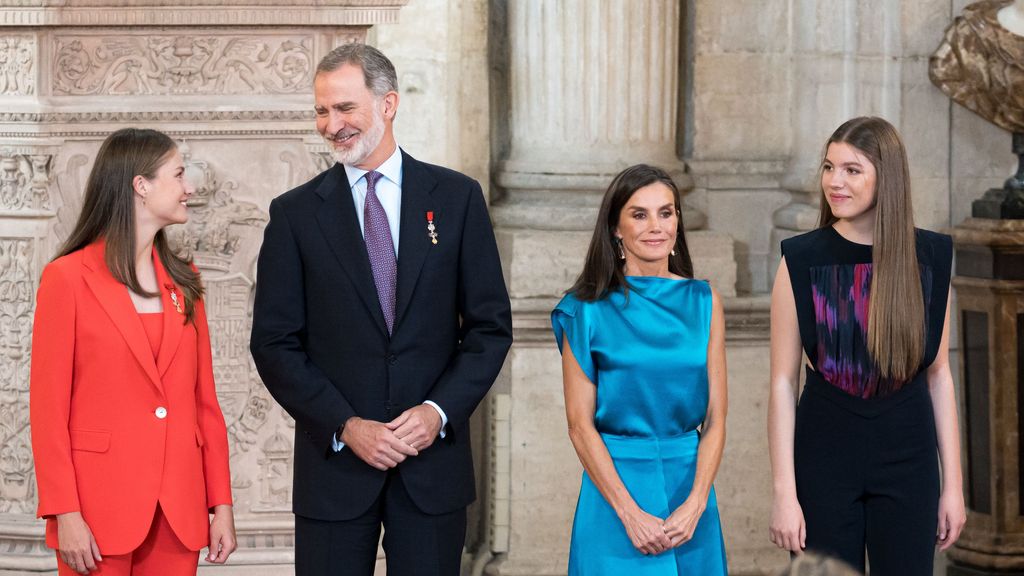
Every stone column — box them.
[479,2,734,575]
[0,3,406,574]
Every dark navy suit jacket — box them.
[250,150,512,519]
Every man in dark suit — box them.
[250,43,512,576]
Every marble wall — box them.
[0,0,1017,575]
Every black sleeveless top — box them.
[781,226,952,399]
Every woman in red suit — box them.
[30,128,236,575]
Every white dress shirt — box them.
[332,145,448,452]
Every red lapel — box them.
[152,248,186,377]
[81,240,164,395]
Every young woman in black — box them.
[767,117,966,574]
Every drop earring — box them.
[616,239,626,260]
[671,248,677,256]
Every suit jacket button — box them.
[388,355,397,365]
[155,407,168,419]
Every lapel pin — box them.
[426,211,438,245]
[165,283,183,314]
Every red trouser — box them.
[57,505,199,576]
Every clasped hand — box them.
[342,405,442,471]
[621,497,705,556]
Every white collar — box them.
[343,145,403,188]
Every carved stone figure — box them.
[0,152,51,212]
[0,37,35,96]
[254,431,293,512]
[930,0,1024,132]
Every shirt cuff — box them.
[423,400,448,438]
[331,432,345,452]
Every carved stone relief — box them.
[254,430,293,512]
[51,153,90,243]
[279,139,333,190]
[0,238,35,513]
[53,33,313,96]
[165,144,270,503]
[0,36,35,96]
[0,151,51,211]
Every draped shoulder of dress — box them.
[552,277,728,576]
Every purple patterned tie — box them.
[363,171,397,334]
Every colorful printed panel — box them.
[809,263,933,398]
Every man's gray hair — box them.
[316,43,398,97]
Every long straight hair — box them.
[818,116,923,381]
[569,164,694,301]
[55,128,203,322]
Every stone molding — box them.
[0,111,312,123]
[687,158,786,191]
[0,6,400,27]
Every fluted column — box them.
[503,0,682,177]
[495,0,710,234]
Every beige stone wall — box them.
[0,1,1017,575]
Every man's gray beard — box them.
[328,108,386,166]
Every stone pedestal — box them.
[947,218,1024,575]
[0,2,406,573]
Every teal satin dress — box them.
[552,277,728,575]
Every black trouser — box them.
[295,469,467,576]
[795,367,939,575]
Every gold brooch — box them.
[165,283,183,314]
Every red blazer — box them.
[30,240,232,555]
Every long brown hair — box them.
[55,128,203,322]
[569,164,694,301]
[818,116,923,381]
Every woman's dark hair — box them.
[55,127,203,322]
[568,164,693,301]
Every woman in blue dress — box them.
[552,164,728,575]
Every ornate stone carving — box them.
[305,140,335,175]
[169,145,267,268]
[0,151,51,212]
[0,36,35,96]
[253,430,293,512]
[165,145,269,496]
[0,238,35,514]
[930,0,1024,132]
[52,153,89,244]
[279,140,334,189]
[53,34,314,96]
